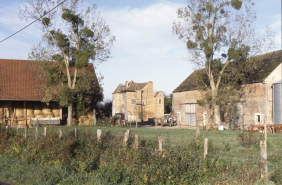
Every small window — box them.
[257,115,261,123]
[142,100,146,106]
[131,99,137,104]
[158,99,162,105]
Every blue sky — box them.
[0,0,281,100]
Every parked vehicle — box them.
[162,112,177,127]
[112,113,126,126]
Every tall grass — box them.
[0,126,281,184]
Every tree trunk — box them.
[211,86,220,125]
[67,102,73,126]
[214,104,221,125]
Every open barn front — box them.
[0,101,62,126]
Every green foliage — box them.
[62,8,84,33]
[97,100,112,118]
[187,40,197,49]
[164,94,172,114]
[197,100,206,106]
[231,0,242,10]
[42,17,50,26]
[237,131,262,148]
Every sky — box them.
[0,0,281,100]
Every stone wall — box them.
[112,82,164,122]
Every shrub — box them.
[237,131,262,148]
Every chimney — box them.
[125,81,129,88]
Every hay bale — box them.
[87,111,94,119]
[42,108,52,114]
[15,109,24,118]
[35,115,45,118]
[34,103,42,116]
[52,109,60,117]
[78,116,88,126]
[4,108,10,118]
[45,115,53,118]
[0,108,4,118]
[72,118,78,126]
[17,120,26,125]
[27,109,34,118]
[34,110,42,116]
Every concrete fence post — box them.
[75,127,77,138]
[196,122,200,138]
[134,134,139,150]
[24,127,27,138]
[158,136,163,152]
[44,127,47,137]
[123,129,130,147]
[35,126,38,140]
[97,129,102,141]
[204,138,208,159]
[59,127,62,138]
[264,116,267,142]
[260,140,268,179]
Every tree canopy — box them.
[20,0,115,125]
[173,0,275,125]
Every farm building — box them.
[172,50,282,127]
[0,59,101,126]
[112,81,164,122]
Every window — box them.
[142,100,146,106]
[131,99,138,104]
[158,99,162,105]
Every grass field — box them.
[0,125,282,184]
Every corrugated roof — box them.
[0,59,97,100]
[173,50,282,93]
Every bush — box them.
[237,131,262,148]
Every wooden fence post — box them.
[123,129,130,147]
[59,127,62,138]
[44,127,47,137]
[35,126,38,140]
[24,127,27,138]
[74,128,77,138]
[196,122,200,138]
[264,116,267,142]
[158,136,163,152]
[97,129,102,141]
[260,140,268,179]
[16,126,19,133]
[204,138,208,159]
[134,134,139,150]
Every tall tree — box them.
[173,0,274,125]
[20,0,115,126]
[164,94,172,114]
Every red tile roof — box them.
[0,59,46,100]
[0,59,97,101]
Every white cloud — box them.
[97,2,193,99]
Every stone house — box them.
[172,50,282,127]
[112,81,164,122]
[0,59,100,126]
